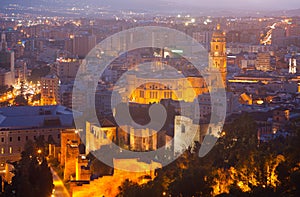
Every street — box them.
[51,168,70,197]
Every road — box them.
[51,168,70,197]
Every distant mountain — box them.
[0,0,173,11]
[1,0,68,7]
[270,8,300,17]
[0,0,300,17]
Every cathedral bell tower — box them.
[209,24,227,88]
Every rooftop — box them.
[0,105,74,130]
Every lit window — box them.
[140,91,144,98]
[1,148,4,154]
[9,147,12,154]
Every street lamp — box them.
[37,149,42,165]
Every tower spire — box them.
[209,25,227,88]
[1,31,7,51]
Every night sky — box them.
[1,0,300,11]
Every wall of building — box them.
[0,128,61,168]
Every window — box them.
[181,125,186,133]
[140,91,144,98]
[9,147,12,154]
[1,138,4,142]
[18,137,21,141]
[164,92,172,99]
[57,134,60,139]
[216,45,219,50]
[48,135,52,142]
[26,136,28,141]
[9,137,12,142]
[1,148,4,154]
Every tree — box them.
[0,85,8,94]
[118,179,142,197]
[32,93,41,102]
[168,166,212,197]
[13,95,28,106]
[3,141,54,197]
[115,113,300,197]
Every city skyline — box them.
[0,1,300,196]
[1,0,300,12]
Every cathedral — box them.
[124,24,227,104]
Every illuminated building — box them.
[65,33,96,58]
[0,71,15,87]
[55,57,82,84]
[70,158,161,197]
[85,119,117,154]
[240,93,253,105]
[15,60,28,83]
[0,32,15,86]
[125,69,208,104]
[123,125,157,151]
[86,119,157,153]
[0,32,8,52]
[289,55,297,74]
[209,24,227,88]
[192,31,212,49]
[174,116,200,155]
[95,88,122,116]
[14,40,25,59]
[60,129,81,166]
[41,74,60,105]
[59,84,74,109]
[63,135,81,181]
[0,105,74,169]
[256,52,272,72]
